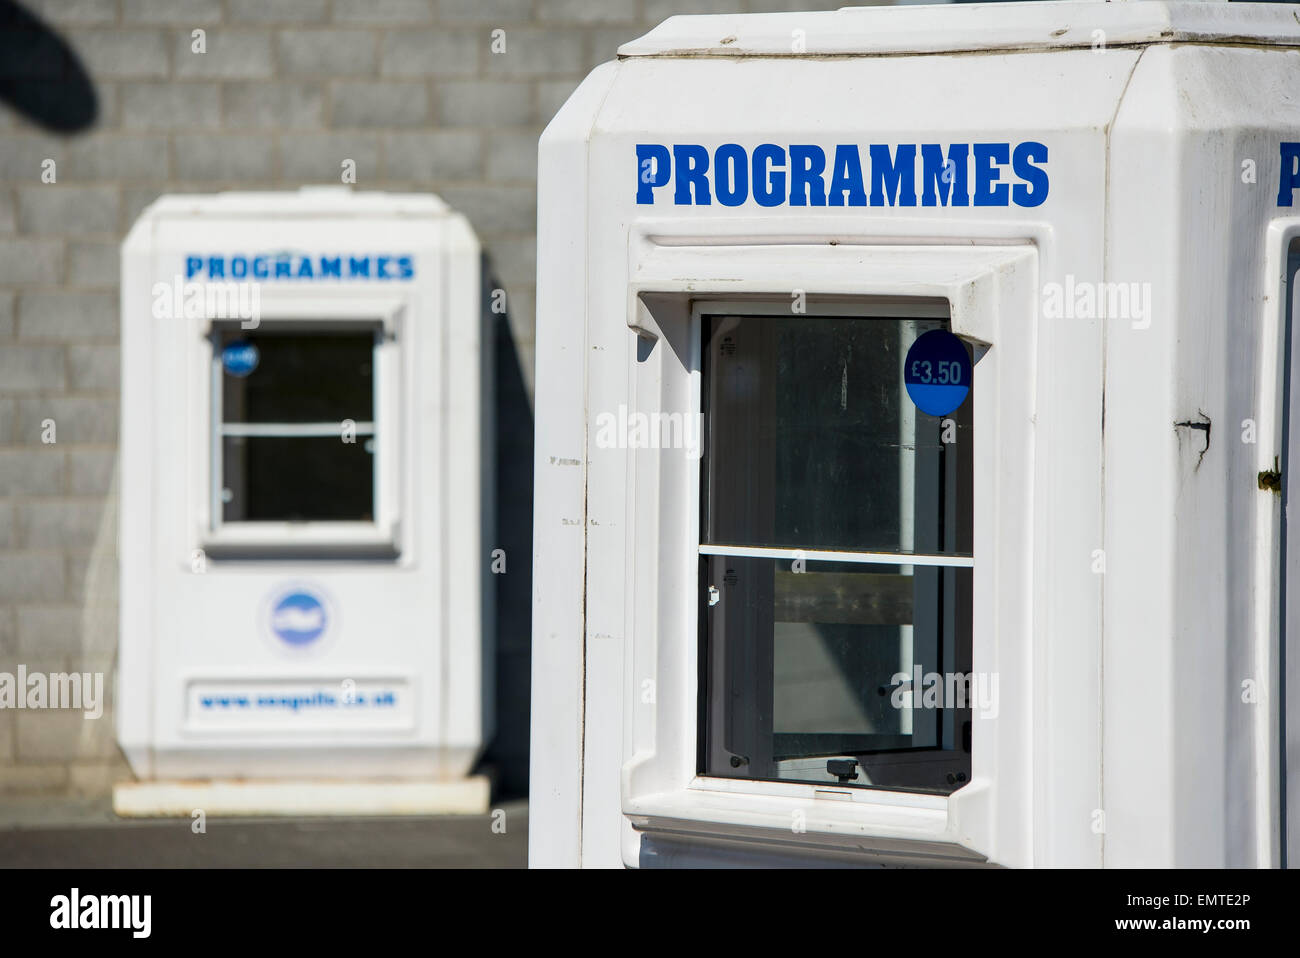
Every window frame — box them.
[195,295,405,558]
[611,237,1036,866]
[1263,220,1300,867]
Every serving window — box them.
[697,310,973,795]
[203,318,399,557]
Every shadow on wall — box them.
[0,0,97,133]
[478,254,534,800]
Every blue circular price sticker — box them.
[221,340,259,377]
[904,330,971,417]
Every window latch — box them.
[827,758,859,783]
[1259,455,1282,494]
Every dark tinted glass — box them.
[222,435,374,522]
[699,313,974,794]
[702,314,972,555]
[217,326,374,425]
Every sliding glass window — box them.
[698,310,974,795]
[211,321,379,525]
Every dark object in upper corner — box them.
[0,0,97,134]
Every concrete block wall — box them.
[0,0,855,799]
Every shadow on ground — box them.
[0,799,527,868]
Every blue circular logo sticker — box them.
[270,590,327,647]
[904,330,971,417]
[221,340,259,377]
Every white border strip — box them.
[221,422,375,438]
[698,544,973,568]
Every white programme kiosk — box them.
[117,189,492,814]
[531,1,1300,867]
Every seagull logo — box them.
[270,591,327,646]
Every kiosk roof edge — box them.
[617,1,1300,58]
[135,190,452,221]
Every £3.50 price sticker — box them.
[904,329,972,417]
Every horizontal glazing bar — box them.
[698,544,974,568]
[220,422,375,438]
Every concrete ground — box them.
[0,797,527,868]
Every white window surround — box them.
[615,227,1038,866]
[192,292,407,559]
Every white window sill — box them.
[201,521,399,559]
[624,776,986,864]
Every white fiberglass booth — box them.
[117,189,492,814]
[531,1,1300,867]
